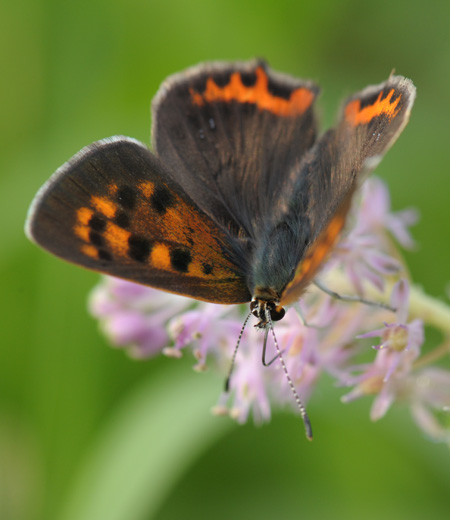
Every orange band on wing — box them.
[281,196,351,306]
[91,196,117,219]
[138,181,155,198]
[77,207,94,225]
[190,67,315,117]
[74,224,90,242]
[151,243,171,270]
[103,222,130,256]
[74,207,94,242]
[108,184,118,195]
[299,213,345,280]
[345,89,402,127]
[81,244,99,259]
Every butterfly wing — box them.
[26,137,251,304]
[266,74,416,306]
[151,60,320,240]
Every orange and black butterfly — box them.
[26,59,415,321]
[26,61,415,435]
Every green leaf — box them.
[59,365,232,520]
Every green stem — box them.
[413,340,450,369]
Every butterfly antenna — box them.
[265,308,313,441]
[262,326,286,366]
[225,311,252,393]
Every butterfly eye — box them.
[269,304,285,322]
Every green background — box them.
[1,0,450,519]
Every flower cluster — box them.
[89,177,450,443]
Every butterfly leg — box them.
[313,279,396,312]
[295,305,323,329]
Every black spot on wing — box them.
[89,215,106,232]
[267,78,292,100]
[150,185,175,215]
[114,211,130,229]
[128,235,152,263]
[170,248,192,273]
[240,71,257,87]
[358,91,381,109]
[202,263,213,275]
[212,72,231,88]
[98,249,112,261]
[357,87,402,110]
[89,230,104,247]
[117,186,137,210]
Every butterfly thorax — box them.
[247,212,311,305]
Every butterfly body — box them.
[26,60,415,322]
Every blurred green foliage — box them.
[1,0,450,519]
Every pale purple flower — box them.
[88,177,450,443]
[341,351,399,420]
[357,280,424,381]
[223,327,272,424]
[409,368,450,441]
[342,280,425,419]
[167,304,243,371]
[332,230,400,295]
[89,277,192,359]
[357,177,419,249]
[327,177,416,295]
[341,345,418,421]
[263,310,319,409]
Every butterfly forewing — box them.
[279,75,416,305]
[151,60,320,238]
[26,137,251,304]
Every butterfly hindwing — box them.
[151,60,320,237]
[26,137,251,304]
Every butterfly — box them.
[26,60,415,437]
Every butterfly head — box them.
[250,297,286,330]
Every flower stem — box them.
[413,340,450,369]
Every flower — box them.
[167,304,243,371]
[357,176,419,249]
[341,280,425,420]
[409,368,450,442]
[326,178,418,295]
[220,326,272,424]
[89,277,192,359]
[88,177,450,443]
[356,280,424,379]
